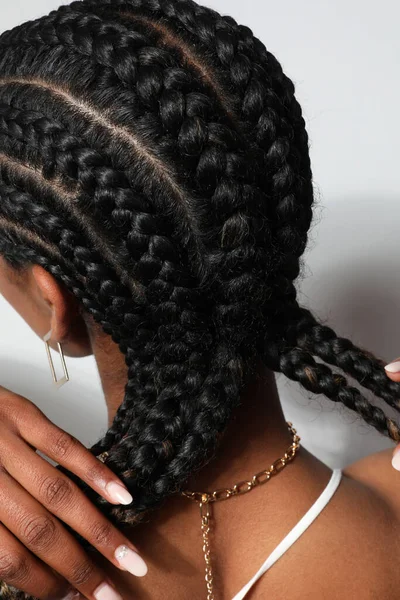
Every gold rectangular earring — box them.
[43,329,70,389]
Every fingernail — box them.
[392,447,400,471]
[115,544,148,577]
[94,582,123,600]
[384,361,400,373]
[106,481,133,505]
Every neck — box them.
[92,323,295,493]
[93,337,334,579]
[184,362,293,493]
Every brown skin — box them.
[0,261,145,599]
[1,258,400,599]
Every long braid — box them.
[0,3,399,599]
[0,133,228,521]
[0,5,251,523]
[0,80,222,469]
[290,305,400,410]
[95,0,400,423]
[0,104,157,454]
[88,0,400,423]
[279,347,400,440]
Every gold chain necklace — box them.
[180,421,301,600]
[96,422,300,600]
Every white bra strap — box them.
[232,468,343,600]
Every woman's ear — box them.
[0,257,92,357]
[30,264,93,357]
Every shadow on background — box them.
[279,196,400,468]
[0,357,107,451]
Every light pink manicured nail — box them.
[392,447,400,471]
[93,582,122,600]
[115,545,148,577]
[384,361,400,373]
[105,481,133,505]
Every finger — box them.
[10,399,132,506]
[1,434,147,578]
[384,357,400,381]
[0,521,80,600]
[0,469,123,600]
[392,443,400,471]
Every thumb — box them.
[384,357,400,382]
[392,443,400,471]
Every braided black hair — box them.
[0,1,399,597]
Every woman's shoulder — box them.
[341,447,400,590]
[343,446,400,517]
[261,450,400,599]
[343,446,400,556]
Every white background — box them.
[0,0,399,467]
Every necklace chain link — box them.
[181,421,301,600]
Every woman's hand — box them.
[384,358,400,471]
[0,385,147,600]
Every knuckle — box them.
[51,430,78,459]
[0,394,24,424]
[0,552,30,581]
[89,521,113,547]
[86,461,107,485]
[69,560,96,587]
[7,394,41,423]
[20,515,57,551]
[39,475,73,509]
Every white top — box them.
[232,468,343,600]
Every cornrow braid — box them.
[0,2,399,599]
[0,0,256,527]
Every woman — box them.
[0,0,400,598]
